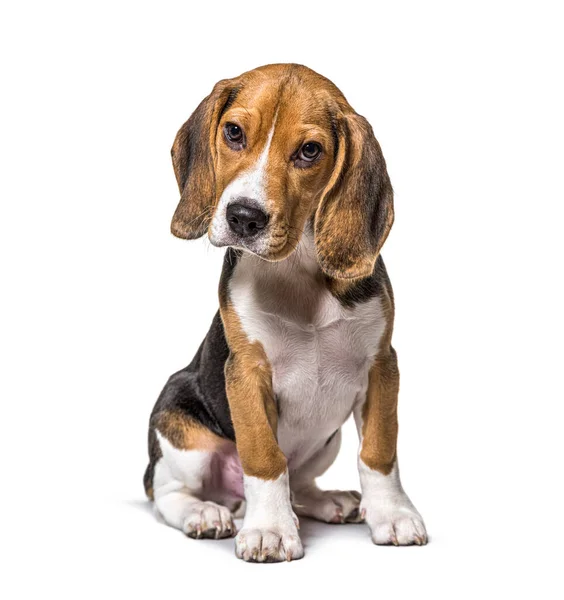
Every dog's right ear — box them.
[170,80,237,239]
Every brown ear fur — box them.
[314,113,394,279]
[170,80,236,239]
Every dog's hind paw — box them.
[293,488,362,524]
[182,501,236,539]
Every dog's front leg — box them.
[223,338,303,562]
[355,348,428,546]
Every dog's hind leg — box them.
[145,412,243,539]
[152,437,236,539]
[289,429,363,524]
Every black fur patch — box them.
[219,87,240,119]
[144,251,241,496]
[148,309,234,440]
[331,255,391,308]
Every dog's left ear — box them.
[314,113,394,279]
[170,80,236,239]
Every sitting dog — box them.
[144,63,427,562]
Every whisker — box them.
[183,205,215,229]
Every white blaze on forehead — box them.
[242,108,279,206]
[209,109,279,246]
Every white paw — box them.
[235,524,304,562]
[363,503,427,546]
[294,489,362,523]
[182,501,236,539]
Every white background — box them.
[1,1,563,598]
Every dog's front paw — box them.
[363,501,427,546]
[235,524,304,562]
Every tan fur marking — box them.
[154,410,230,452]
[220,293,286,480]
[359,287,399,475]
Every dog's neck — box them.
[240,227,322,282]
[233,227,333,325]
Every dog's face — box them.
[171,64,394,279]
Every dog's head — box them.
[171,64,393,279]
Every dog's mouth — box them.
[209,230,297,262]
[208,210,301,262]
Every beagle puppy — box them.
[144,63,427,562]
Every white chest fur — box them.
[229,234,386,469]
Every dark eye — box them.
[224,123,245,148]
[297,142,322,165]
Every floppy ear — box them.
[314,113,394,279]
[170,80,235,239]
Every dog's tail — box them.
[143,462,155,501]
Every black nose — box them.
[226,202,269,237]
